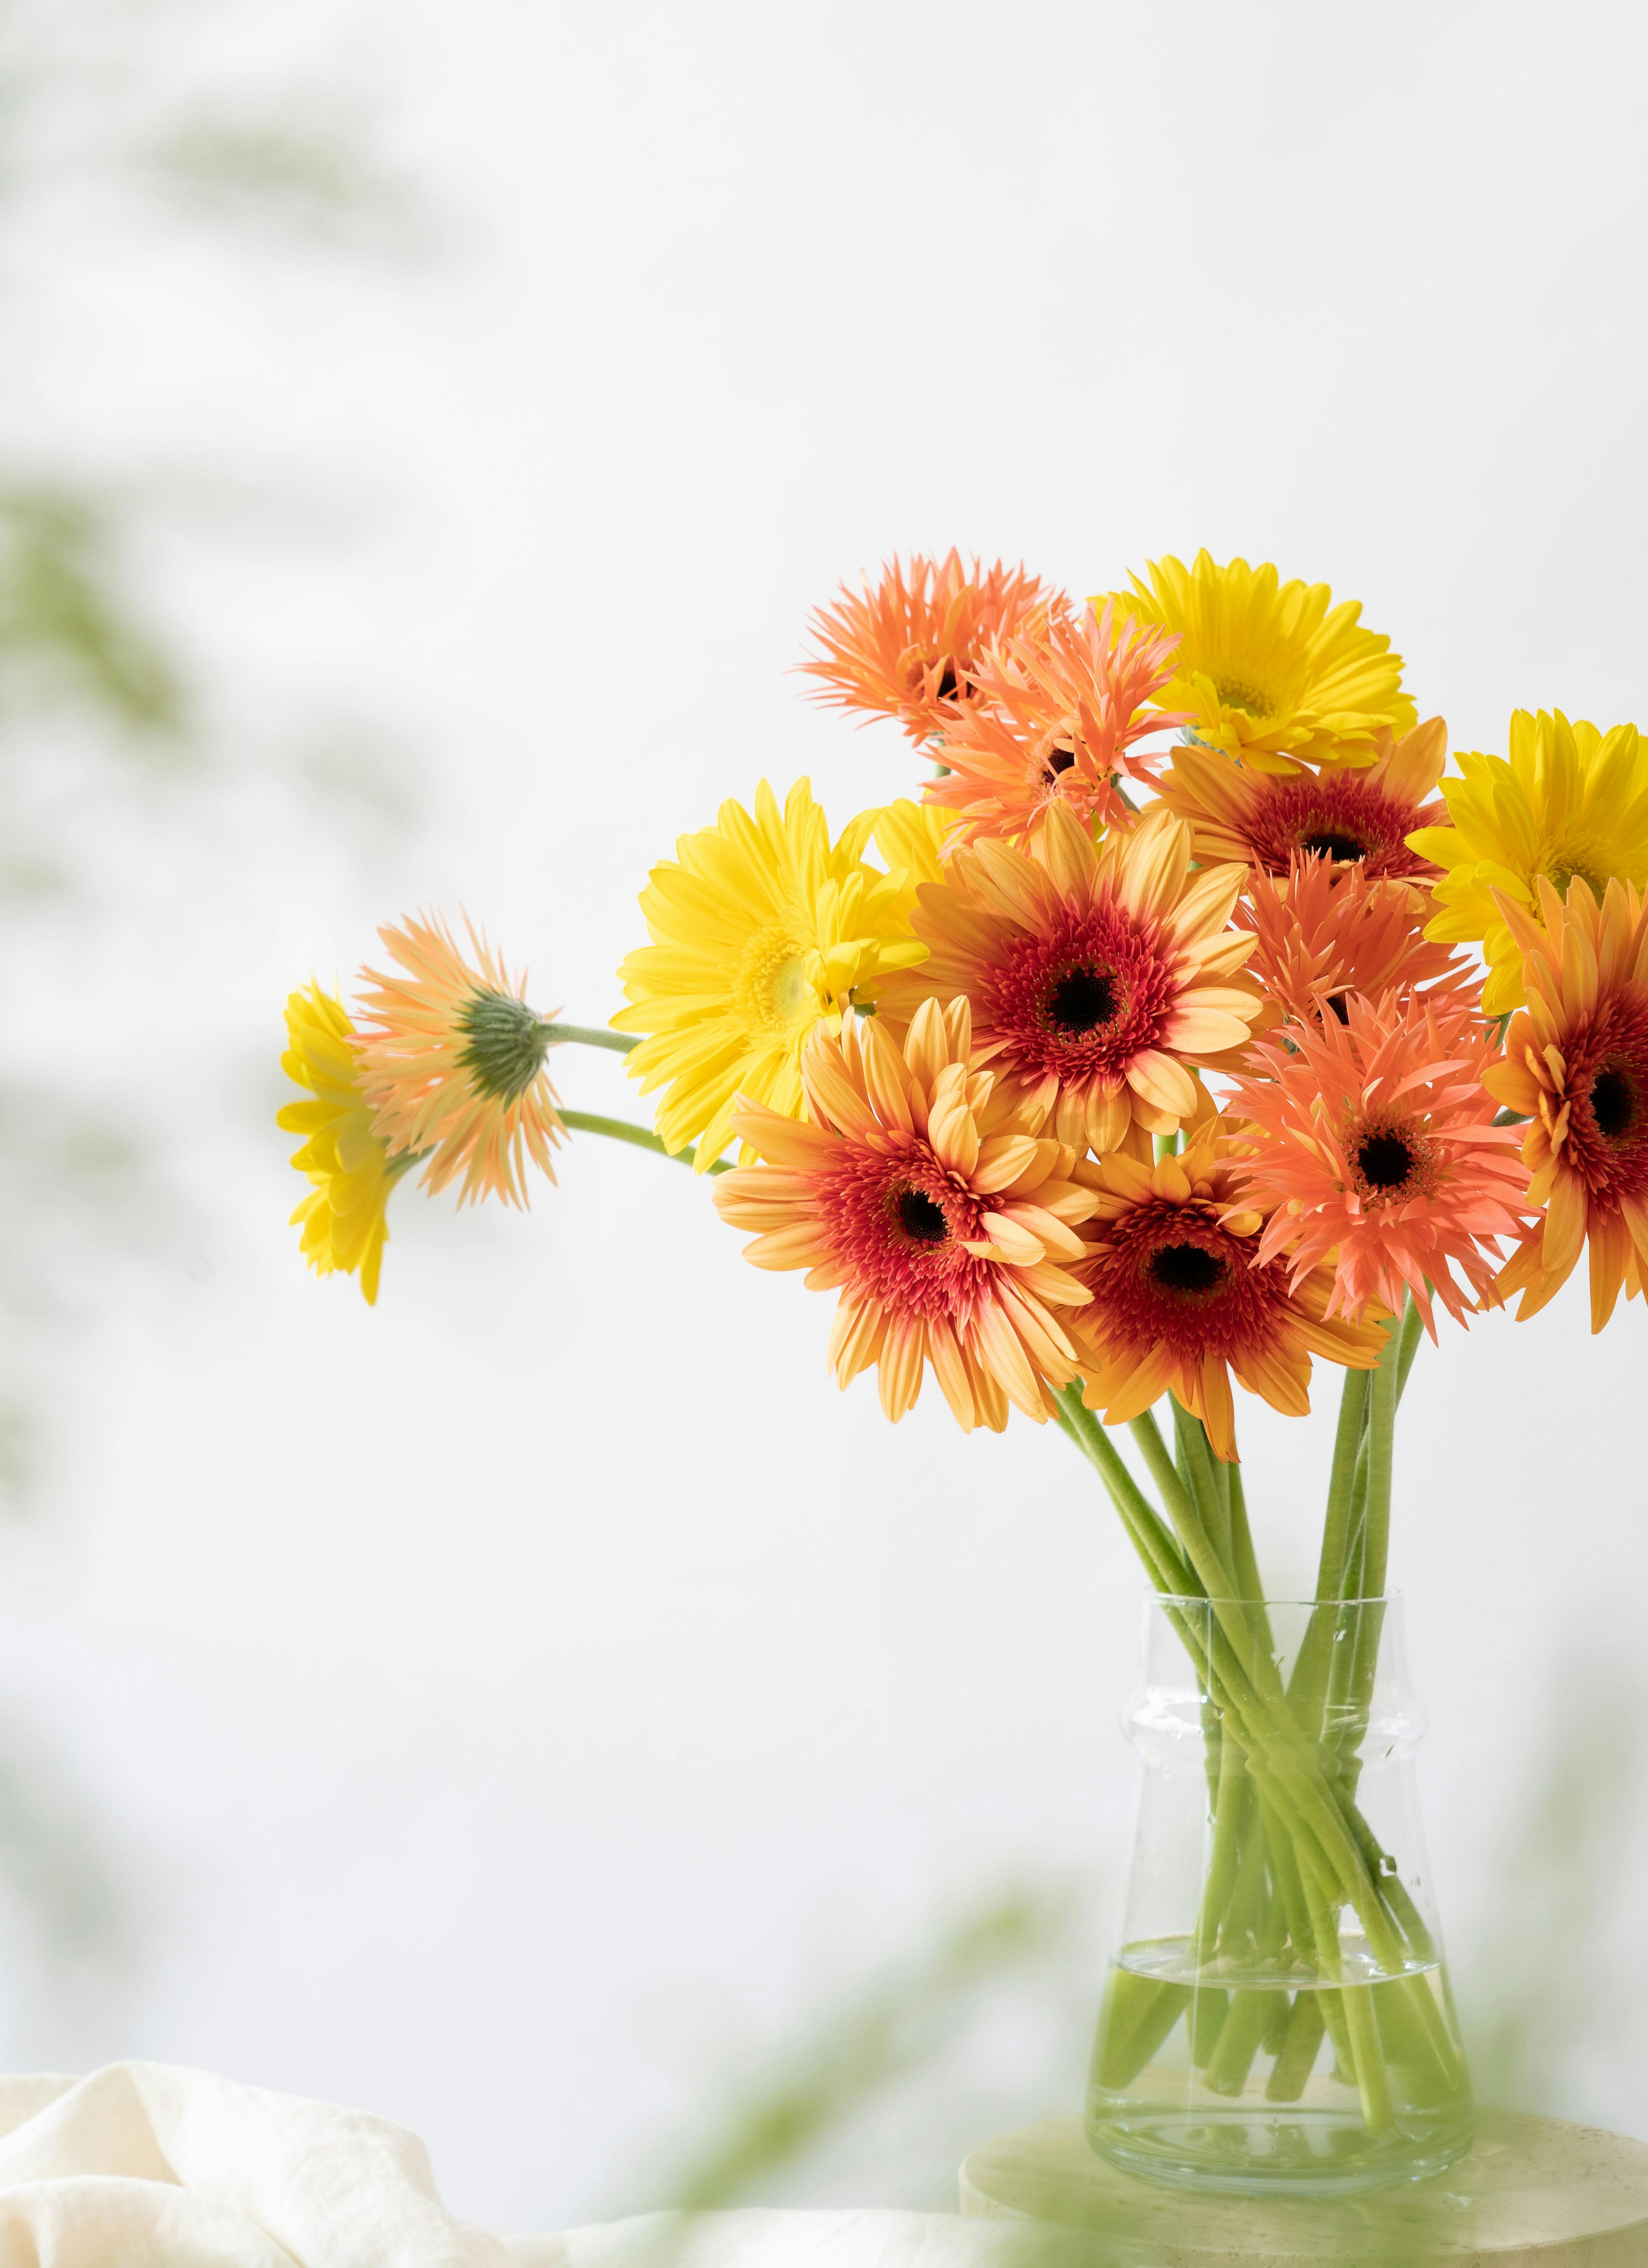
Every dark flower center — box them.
[1326,992,1351,1025]
[1149,1242,1227,1294]
[1358,1132,1414,1189]
[1590,1064,1636,1141]
[935,660,963,702]
[1044,744,1077,777]
[1301,831,1367,862]
[1046,965,1117,1033]
[896,1189,950,1243]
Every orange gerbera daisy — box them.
[1485,876,1648,1330]
[353,914,564,1207]
[923,600,1189,847]
[1156,718,1450,883]
[1228,995,1530,1334]
[1236,854,1473,1028]
[1068,1124,1386,1461]
[711,998,1101,1432]
[876,802,1262,1153]
[800,551,1068,743]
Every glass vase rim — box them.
[1144,1587,1402,1609]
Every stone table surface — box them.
[958,2114,1648,2265]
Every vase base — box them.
[1085,2097,1475,2198]
[960,2113,1648,2263]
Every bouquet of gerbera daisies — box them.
[278,547,1648,2195]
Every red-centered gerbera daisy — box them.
[1156,717,1450,882]
[1227,995,1531,1335]
[923,600,1191,847]
[711,998,1101,1432]
[799,551,1070,744]
[1067,1125,1386,1461]
[353,914,564,1207]
[875,802,1262,1153]
[1236,854,1475,1028]
[1485,876,1648,1330]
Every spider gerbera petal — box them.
[712,998,1102,1432]
[1484,875,1648,1329]
[1410,709,1648,1016]
[1236,852,1474,1028]
[1096,551,1416,774]
[1066,1123,1387,1461]
[799,552,1070,744]
[875,802,1262,1153]
[1228,994,1532,1334]
[922,600,1190,848]
[353,914,565,1208]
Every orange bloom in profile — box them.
[1228,995,1530,1335]
[923,600,1189,847]
[800,551,1068,743]
[353,914,564,1207]
[1068,1124,1386,1461]
[1237,854,1473,1028]
[712,999,1101,1432]
[1156,718,1450,883]
[1485,876,1648,1330]
[876,802,1262,1154]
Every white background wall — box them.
[6,0,1648,2235]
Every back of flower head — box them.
[278,912,568,1303]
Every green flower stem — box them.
[1052,1394,1446,2120]
[1288,1369,1371,1739]
[1171,1397,1231,1569]
[559,1109,733,1175]
[1395,1294,1426,1402]
[540,1022,639,1054]
[1051,1390,1194,1595]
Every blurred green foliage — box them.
[0,483,184,737]
[644,1884,1088,2212]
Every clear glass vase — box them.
[1086,1590,1474,2197]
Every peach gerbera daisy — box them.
[1155,718,1449,883]
[1227,995,1531,1335]
[923,600,1189,847]
[353,914,564,1208]
[1099,551,1416,774]
[876,802,1262,1153]
[1236,854,1473,1028]
[1067,1124,1386,1461]
[800,551,1068,743]
[712,999,1101,1432]
[1485,875,1648,1330]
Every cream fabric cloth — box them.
[0,2064,1116,2268]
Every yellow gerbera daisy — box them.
[1409,709,1648,1017]
[1098,551,1416,775]
[613,779,929,1169]
[278,981,407,1304]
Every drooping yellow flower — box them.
[354,914,565,1208]
[278,981,404,1304]
[613,779,929,1168]
[1409,710,1648,1017]
[1484,875,1648,1330]
[1099,551,1415,775]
